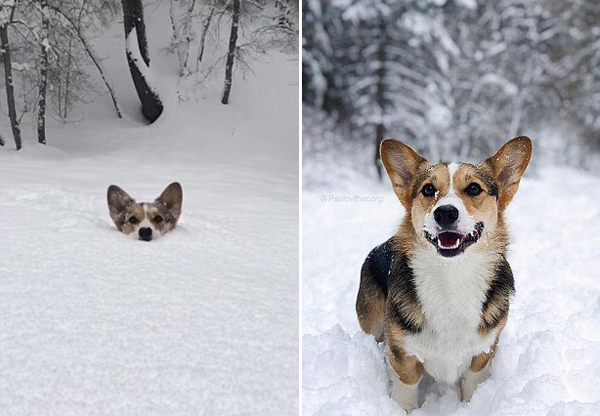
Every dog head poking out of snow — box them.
[380,137,532,258]
[107,182,183,241]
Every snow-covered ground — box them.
[0,5,298,415]
[302,154,600,415]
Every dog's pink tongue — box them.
[438,232,462,248]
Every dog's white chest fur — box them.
[405,248,496,384]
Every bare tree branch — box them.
[46,4,122,119]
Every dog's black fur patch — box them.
[479,258,515,332]
[362,238,395,296]
[363,238,424,334]
[387,252,424,334]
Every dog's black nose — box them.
[138,227,152,241]
[434,205,459,226]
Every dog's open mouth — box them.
[424,222,484,257]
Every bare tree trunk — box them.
[121,0,163,122]
[0,22,22,150]
[196,6,214,68]
[374,123,385,180]
[63,39,71,118]
[171,0,196,74]
[63,0,87,119]
[221,0,240,105]
[183,0,197,72]
[37,0,49,144]
[169,0,184,71]
[374,17,387,180]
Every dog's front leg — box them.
[462,319,505,402]
[387,345,423,413]
[460,359,490,402]
[460,338,499,402]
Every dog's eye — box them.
[153,215,163,223]
[421,183,436,197]
[128,216,139,224]
[466,183,483,196]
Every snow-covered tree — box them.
[121,0,163,122]
[0,0,122,148]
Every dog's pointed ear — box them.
[156,182,183,220]
[485,136,532,210]
[380,139,428,207]
[107,185,135,229]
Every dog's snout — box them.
[138,227,152,241]
[434,205,459,226]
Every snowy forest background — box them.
[302,0,600,181]
[0,0,298,148]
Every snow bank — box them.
[303,164,600,415]
[303,327,400,416]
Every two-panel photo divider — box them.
[2,1,600,416]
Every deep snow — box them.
[0,4,298,415]
[302,160,600,415]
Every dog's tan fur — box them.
[386,321,424,385]
[356,264,387,342]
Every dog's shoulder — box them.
[479,256,515,334]
[361,237,425,334]
[361,237,396,296]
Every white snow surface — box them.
[0,5,298,415]
[303,164,600,415]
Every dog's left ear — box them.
[486,136,532,210]
[156,182,183,220]
[107,185,136,229]
[380,139,428,207]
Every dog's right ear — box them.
[156,182,183,221]
[380,139,428,207]
[485,136,532,211]
[107,185,135,229]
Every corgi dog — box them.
[107,182,183,241]
[356,137,532,412]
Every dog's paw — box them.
[460,378,476,402]
[401,401,419,414]
[460,367,487,402]
[390,379,419,413]
[391,394,419,413]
